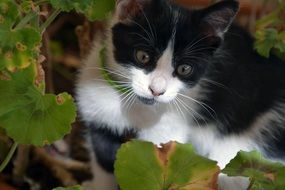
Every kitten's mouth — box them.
[137,96,156,105]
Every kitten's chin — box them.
[137,95,175,105]
[137,96,157,105]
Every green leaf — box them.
[0,0,41,71]
[254,28,279,58]
[0,0,19,28]
[49,0,75,12]
[222,151,285,190]
[53,185,84,190]
[50,0,115,20]
[82,0,115,21]
[0,65,76,146]
[255,8,280,30]
[20,0,34,13]
[115,140,220,190]
[0,27,41,71]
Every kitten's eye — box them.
[135,50,150,64]
[177,64,193,77]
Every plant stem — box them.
[40,8,61,33]
[14,12,38,30]
[247,178,255,190]
[0,142,18,173]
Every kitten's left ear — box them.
[200,0,239,37]
[115,0,152,21]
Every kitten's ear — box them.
[200,0,239,37]
[115,0,151,21]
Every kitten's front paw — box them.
[82,176,118,190]
[218,174,249,190]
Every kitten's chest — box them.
[137,111,191,144]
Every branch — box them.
[12,145,30,185]
[34,147,90,186]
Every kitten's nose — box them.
[149,76,166,97]
[149,87,165,96]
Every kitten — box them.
[76,0,285,189]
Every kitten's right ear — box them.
[199,0,239,38]
[115,0,152,21]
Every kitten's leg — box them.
[218,174,249,190]
[86,125,135,190]
[205,136,252,190]
[84,157,117,190]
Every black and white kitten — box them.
[76,0,285,189]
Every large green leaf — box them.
[0,0,41,71]
[115,141,220,190]
[222,151,285,190]
[0,65,76,146]
[50,0,115,20]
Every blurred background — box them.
[0,0,283,189]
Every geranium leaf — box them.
[0,0,41,71]
[222,151,285,190]
[0,0,18,28]
[254,28,279,58]
[82,0,115,20]
[115,140,220,190]
[50,0,115,21]
[0,65,76,146]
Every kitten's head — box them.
[111,0,239,105]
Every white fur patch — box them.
[76,42,131,133]
[187,125,256,168]
[138,110,191,145]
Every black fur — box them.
[261,124,285,159]
[88,124,136,172]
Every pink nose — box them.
[149,87,165,96]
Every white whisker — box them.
[177,93,217,121]
[176,97,204,128]
[86,66,131,80]
[174,99,186,120]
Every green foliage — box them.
[0,0,18,27]
[50,0,115,20]
[0,0,76,147]
[0,65,76,145]
[115,141,285,190]
[0,0,41,71]
[53,185,85,190]
[0,0,116,176]
[223,151,285,190]
[115,141,220,190]
[255,29,285,58]
[254,1,285,58]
